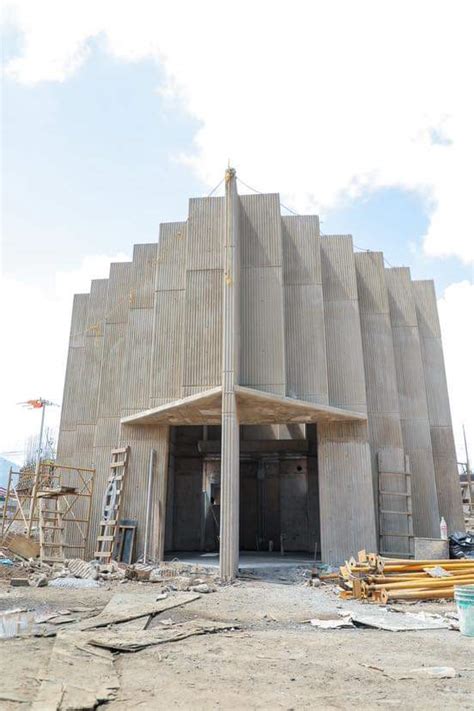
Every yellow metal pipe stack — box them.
[331,551,474,603]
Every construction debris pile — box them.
[1,545,220,592]
[324,551,474,603]
[2,554,126,587]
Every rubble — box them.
[125,561,219,592]
[191,583,214,593]
[28,573,48,587]
[48,577,101,589]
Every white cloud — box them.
[0,252,129,464]
[438,281,474,465]
[3,0,473,265]
[2,0,473,462]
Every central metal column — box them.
[219,167,240,580]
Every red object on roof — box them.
[26,399,44,408]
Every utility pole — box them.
[18,398,58,535]
[463,424,472,515]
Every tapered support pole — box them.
[28,400,47,536]
[220,167,240,580]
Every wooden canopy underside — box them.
[120,385,367,427]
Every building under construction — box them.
[57,170,464,579]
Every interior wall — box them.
[166,425,319,554]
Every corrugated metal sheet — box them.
[360,312,401,414]
[282,215,327,404]
[240,193,282,267]
[118,424,169,558]
[187,198,224,270]
[106,262,133,324]
[79,336,104,425]
[57,294,90,458]
[182,269,222,388]
[93,417,121,448]
[318,234,375,561]
[400,418,440,536]
[321,236,358,301]
[318,422,377,561]
[284,284,328,403]
[150,290,185,400]
[412,280,464,530]
[321,235,367,411]
[323,300,367,412]
[97,322,128,418]
[240,266,285,390]
[181,385,218,397]
[120,308,155,410]
[430,428,465,531]
[56,429,76,465]
[387,268,440,537]
[385,267,417,327]
[86,279,108,336]
[60,348,85,430]
[129,243,158,309]
[70,293,89,348]
[156,222,187,290]
[391,325,430,419]
[368,414,404,449]
[282,215,321,285]
[412,280,441,338]
[418,336,452,426]
[75,424,95,468]
[355,252,389,315]
[357,285,405,545]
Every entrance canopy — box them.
[121,385,367,427]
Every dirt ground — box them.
[0,575,473,710]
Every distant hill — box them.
[0,457,19,489]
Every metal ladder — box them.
[378,454,414,558]
[94,447,129,562]
[38,493,66,564]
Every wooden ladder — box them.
[94,447,129,562]
[378,454,414,558]
[39,494,66,564]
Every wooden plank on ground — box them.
[79,591,200,630]
[86,620,239,653]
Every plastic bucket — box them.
[454,584,474,637]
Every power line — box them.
[237,177,299,216]
[207,177,225,197]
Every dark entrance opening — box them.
[165,424,320,557]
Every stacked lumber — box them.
[321,550,474,603]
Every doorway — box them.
[165,424,320,556]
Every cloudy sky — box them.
[1,0,473,466]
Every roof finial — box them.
[225,163,236,184]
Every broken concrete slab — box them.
[308,608,451,632]
[350,610,450,631]
[79,591,200,630]
[86,620,239,653]
[309,613,353,629]
[32,629,119,710]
